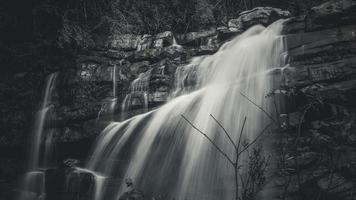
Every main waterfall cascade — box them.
[18,73,58,200]
[83,20,287,200]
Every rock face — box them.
[58,6,291,127]
[305,0,356,31]
[228,7,291,31]
[283,25,356,89]
[272,1,356,200]
[281,0,356,101]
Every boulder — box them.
[317,174,354,198]
[105,50,134,60]
[129,61,151,77]
[137,34,153,51]
[153,31,173,48]
[286,152,320,172]
[107,34,141,51]
[281,16,306,34]
[118,179,144,200]
[306,0,356,31]
[64,169,95,200]
[127,45,187,63]
[228,7,291,31]
[176,29,217,46]
[217,28,243,42]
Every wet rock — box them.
[63,158,81,169]
[286,152,320,172]
[312,131,333,146]
[279,112,303,129]
[228,7,291,31]
[137,34,153,51]
[49,64,130,125]
[105,50,134,60]
[306,0,356,32]
[64,169,95,200]
[153,31,173,48]
[217,26,242,41]
[283,26,356,87]
[127,45,186,63]
[317,174,354,198]
[176,29,217,46]
[107,34,141,51]
[45,168,67,200]
[281,16,306,34]
[118,179,144,200]
[129,61,151,77]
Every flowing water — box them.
[97,65,118,121]
[84,20,287,200]
[121,69,152,116]
[18,73,58,200]
[110,65,118,120]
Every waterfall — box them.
[97,65,118,121]
[18,72,58,200]
[170,56,205,98]
[110,65,118,120]
[121,69,152,119]
[172,36,183,49]
[85,20,286,200]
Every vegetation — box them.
[181,92,276,200]
[1,0,330,44]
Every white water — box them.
[121,69,151,117]
[18,171,46,200]
[19,73,58,200]
[97,65,118,121]
[110,65,118,120]
[85,21,286,200]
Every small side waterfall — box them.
[110,65,118,120]
[84,20,287,200]
[170,56,205,98]
[18,72,58,200]
[172,36,183,49]
[97,65,118,121]
[121,69,152,118]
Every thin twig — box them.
[237,117,247,159]
[181,114,235,166]
[210,114,238,152]
[239,92,276,123]
[238,122,273,156]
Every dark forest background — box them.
[0,0,328,74]
[1,0,328,41]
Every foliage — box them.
[3,0,331,38]
[181,92,276,200]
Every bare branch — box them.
[237,116,247,158]
[238,122,273,156]
[209,114,238,152]
[181,114,235,166]
[239,92,276,123]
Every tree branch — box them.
[239,92,277,123]
[181,114,235,166]
[238,122,273,156]
[209,114,238,152]
[237,116,247,155]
